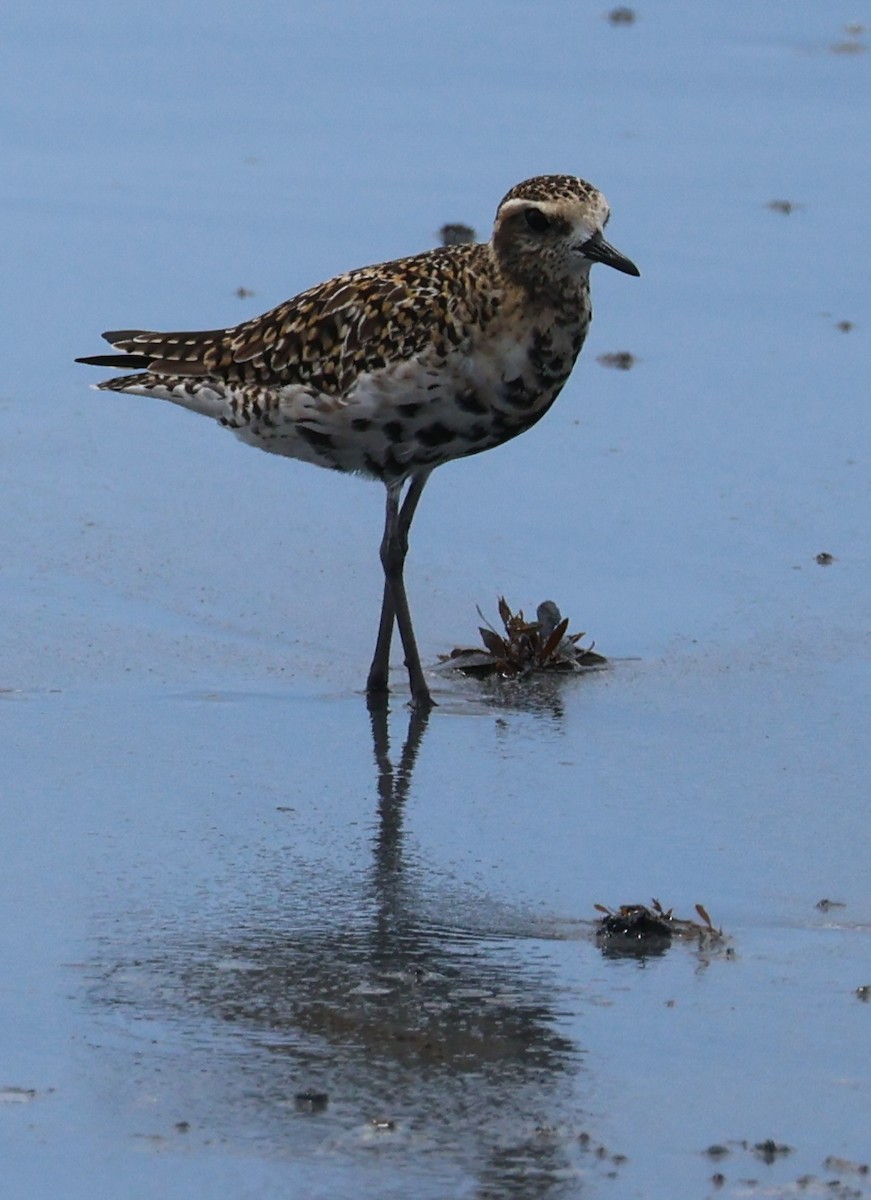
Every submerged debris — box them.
[0,1087,38,1103]
[766,199,800,215]
[705,1145,731,1159]
[439,597,606,679]
[597,350,637,370]
[438,222,477,247]
[294,1090,329,1113]
[606,7,637,24]
[753,1139,793,1164]
[831,38,867,54]
[595,904,673,957]
[824,1156,870,1176]
[595,899,724,957]
[700,1142,870,1198]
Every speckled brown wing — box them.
[84,245,490,397]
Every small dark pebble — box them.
[754,1139,793,1164]
[597,351,637,370]
[607,6,636,24]
[295,1090,329,1113]
[438,223,477,247]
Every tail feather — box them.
[87,373,233,422]
[77,329,155,373]
[102,329,148,344]
[91,373,162,393]
[76,353,152,369]
[77,327,231,379]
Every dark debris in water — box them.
[294,1090,329,1113]
[706,1144,731,1159]
[439,597,607,680]
[438,222,477,247]
[606,7,637,25]
[0,1086,39,1103]
[754,1138,793,1164]
[597,350,637,370]
[766,199,800,215]
[700,1141,870,1200]
[595,899,725,958]
[825,1157,870,1177]
[831,38,867,54]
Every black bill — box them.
[581,230,640,277]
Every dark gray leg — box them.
[366,471,433,708]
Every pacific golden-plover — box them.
[78,174,639,709]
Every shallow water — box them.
[2,2,871,1197]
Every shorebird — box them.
[77,174,639,709]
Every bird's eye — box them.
[524,208,550,233]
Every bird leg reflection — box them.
[367,692,431,889]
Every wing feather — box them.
[77,245,488,394]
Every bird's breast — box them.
[244,307,592,482]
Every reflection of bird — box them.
[77,175,639,709]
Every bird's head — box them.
[492,174,639,298]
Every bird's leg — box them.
[367,472,433,708]
[367,474,426,694]
[367,486,401,697]
[368,583,396,698]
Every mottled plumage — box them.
[78,174,639,707]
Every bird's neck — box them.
[489,243,589,312]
